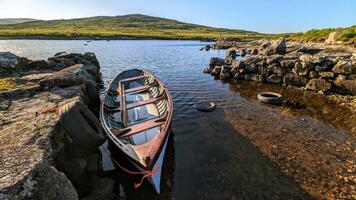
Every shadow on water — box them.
[172,108,314,200]
[101,131,176,200]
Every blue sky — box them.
[0,0,355,33]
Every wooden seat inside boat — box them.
[111,117,166,138]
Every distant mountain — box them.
[0,18,38,25]
[0,14,266,40]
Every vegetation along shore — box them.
[0,14,355,45]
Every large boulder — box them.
[332,60,353,75]
[0,52,20,72]
[305,78,332,92]
[262,38,286,55]
[209,57,225,69]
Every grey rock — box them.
[211,66,222,76]
[250,74,263,82]
[233,72,244,80]
[299,55,322,64]
[225,48,237,60]
[332,60,353,74]
[293,62,309,76]
[251,48,259,55]
[283,73,309,87]
[220,65,232,80]
[245,63,259,73]
[305,78,331,92]
[309,70,319,79]
[240,49,247,57]
[333,75,356,95]
[0,52,19,71]
[266,55,283,65]
[28,60,50,69]
[244,74,252,80]
[263,38,286,55]
[280,59,296,68]
[315,65,329,72]
[266,74,283,84]
[209,57,225,69]
[231,60,245,75]
[54,51,68,57]
[259,40,271,50]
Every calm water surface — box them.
[1,40,350,199]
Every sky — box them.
[0,0,355,33]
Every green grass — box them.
[274,26,356,45]
[0,14,266,41]
[0,78,19,91]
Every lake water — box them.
[1,40,351,199]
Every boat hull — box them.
[131,130,170,193]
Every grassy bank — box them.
[0,78,19,91]
[274,26,356,45]
[0,14,266,41]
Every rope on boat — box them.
[102,148,160,189]
[73,67,102,90]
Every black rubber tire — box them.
[85,81,100,115]
[194,102,216,112]
[257,92,283,105]
[59,100,105,151]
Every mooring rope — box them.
[102,148,160,189]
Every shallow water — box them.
[0,40,353,199]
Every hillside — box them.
[0,14,266,40]
[275,26,356,45]
[0,18,37,25]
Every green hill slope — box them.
[0,14,266,40]
[0,18,37,25]
[275,26,356,45]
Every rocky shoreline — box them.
[0,52,116,199]
[202,39,356,119]
[203,39,356,96]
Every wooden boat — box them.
[99,69,173,193]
